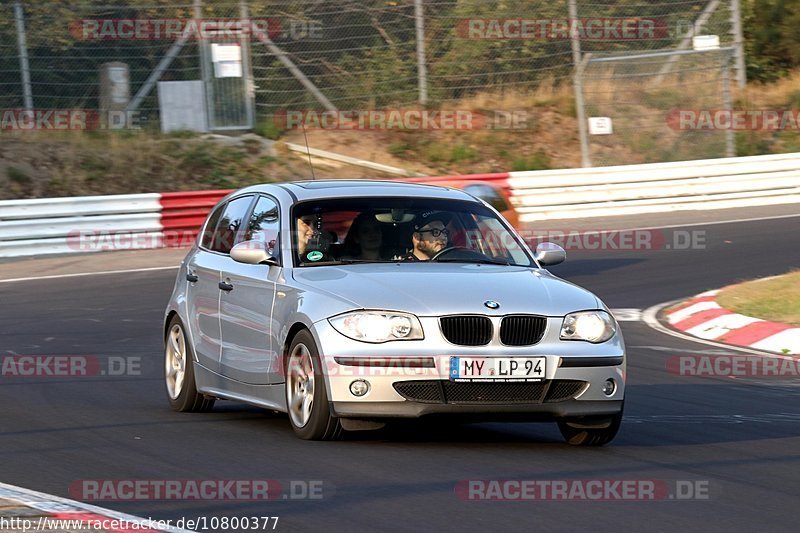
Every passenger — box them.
[342,212,384,261]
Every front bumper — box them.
[332,399,624,420]
[312,317,626,419]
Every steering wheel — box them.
[430,246,491,262]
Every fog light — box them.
[602,379,616,396]
[350,379,370,397]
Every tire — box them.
[165,315,215,413]
[558,404,623,447]
[285,330,342,440]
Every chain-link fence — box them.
[0,0,746,165]
[581,48,736,166]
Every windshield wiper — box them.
[335,259,392,264]
[435,258,512,266]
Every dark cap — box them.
[413,211,452,231]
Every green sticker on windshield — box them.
[307,251,324,262]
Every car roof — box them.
[233,180,478,203]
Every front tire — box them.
[285,330,342,440]
[165,316,215,412]
[558,405,623,446]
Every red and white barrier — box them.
[665,290,800,355]
[0,175,511,258]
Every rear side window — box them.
[207,196,254,254]
[200,204,224,249]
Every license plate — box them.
[449,357,546,382]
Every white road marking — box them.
[684,313,763,340]
[0,266,178,284]
[610,308,642,321]
[750,328,800,354]
[0,481,192,532]
[696,289,721,297]
[604,212,800,232]
[629,345,736,355]
[666,301,721,324]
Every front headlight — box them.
[560,310,616,343]
[329,311,424,343]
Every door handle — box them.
[219,281,234,292]
[186,273,199,283]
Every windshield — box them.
[291,197,534,267]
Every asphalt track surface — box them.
[2,207,800,532]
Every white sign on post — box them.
[211,44,243,78]
[692,35,720,51]
[588,117,613,135]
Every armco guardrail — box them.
[507,152,800,222]
[0,176,503,258]
[0,191,231,258]
[2,153,800,258]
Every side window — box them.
[200,203,225,249]
[246,196,280,241]
[209,195,254,254]
[465,184,509,213]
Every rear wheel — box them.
[285,330,342,440]
[558,404,623,446]
[165,316,215,412]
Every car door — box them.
[219,195,282,385]
[186,202,229,372]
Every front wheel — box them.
[285,330,342,440]
[557,405,623,446]
[165,316,215,412]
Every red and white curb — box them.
[663,289,800,355]
[0,482,190,532]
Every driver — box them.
[406,212,451,261]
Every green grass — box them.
[511,150,551,171]
[253,118,285,140]
[450,143,479,163]
[388,141,411,156]
[716,270,800,327]
[6,166,30,184]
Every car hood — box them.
[291,263,600,316]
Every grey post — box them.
[195,0,214,129]
[722,51,736,158]
[14,0,33,111]
[415,0,428,106]
[239,0,256,129]
[569,0,591,167]
[730,0,747,88]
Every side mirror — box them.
[231,239,279,266]
[534,242,566,266]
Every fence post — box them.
[730,0,747,88]
[13,0,33,111]
[722,52,736,157]
[414,0,428,106]
[569,0,591,168]
[239,0,256,129]
[194,0,214,129]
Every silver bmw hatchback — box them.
[164,180,625,445]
